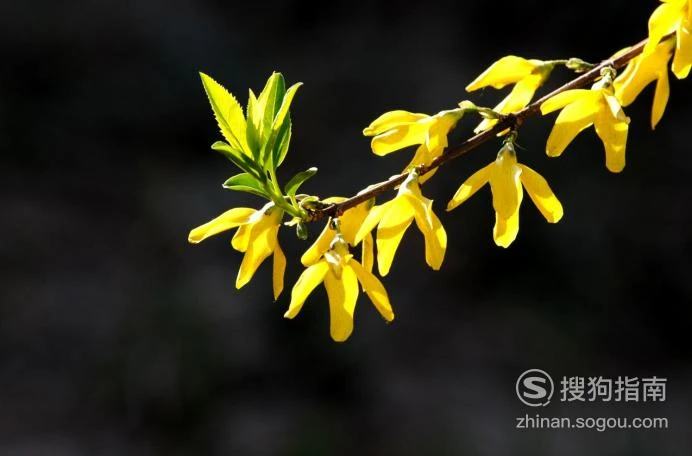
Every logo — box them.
[516,369,554,407]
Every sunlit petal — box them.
[370,122,429,155]
[188,207,255,243]
[545,98,598,157]
[301,224,335,266]
[235,223,276,289]
[361,233,374,273]
[363,110,428,136]
[447,163,492,211]
[350,260,394,322]
[414,206,447,270]
[594,112,629,173]
[284,261,329,318]
[518,165,564,223]
[354,203,388,244]
[489,150,523,219]
[672,21,692,78]
[540,89,594,115]
[324,266,359,342]
[376,198,414,276]
[466,56,540,91]
[652,68,671,128]
[493,206,521,248]
[272,242,286,300]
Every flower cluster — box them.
[189,1,690,342]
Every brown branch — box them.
[307,35,656,221]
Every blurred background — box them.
[1,0,691,454]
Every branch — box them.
[307,36,655,221]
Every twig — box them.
[307,36,655,221]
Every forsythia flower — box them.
[188,202,286,299]
[466,56,553,132]
[645,0,691,79]
[362,109,463,182]
[284,236,393,342]
[301,197,374,272]
[540,72,630,173]
[354,173,447,276]
[615,40,674,129]
[447,141,563,248]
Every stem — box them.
[307,34,663,221]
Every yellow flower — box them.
[354,173,447,276]
[645,0,691,79]
[540,73,630,173]
[362,109,463,182]
[466,56,552,132]
[284,236,393,342]
[615,40,674,129]
[301,197,374,272]
[447,141,563,248]
[188,202,286,300]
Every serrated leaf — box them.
[258,72,286,135]
[199,73,249,155]
[246,89,261,160]
[223,173,269,198]
[211,141,264,180]
[284,167,317,196]
[274,119,292,167]
[265,82,302,170]
[256,73,287,167]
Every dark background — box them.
[1,0,691,454]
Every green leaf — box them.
[211,141,264,180]
[258,72,286,135]
[266,82,302,169]
[284,167,317,196]
[223,173,269,198]
[256,73,287,167]
[199,73,249,155]
[246,89,261,160]
[274,119,292,167]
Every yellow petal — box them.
[414,204,447,270]
[363,110,428,136]
[361,232,374,273]
[370,122,429,155]
[594,112,629,173]
[339,201,371,245]
[672,21,692,78]
[301,224,335,266]
[540,89,594,115]
[350,260,394,322]
[425,111,460,154]
[376,198,414,276]
[493,206,520,248]
[473,74,544,134]
[615,40,673,108]
[231,224,252,252]
[354,203,388,244]
[645,0,684,54]
[545,97,599,157]
[324,266,359,342]
[518,165,564,223]
[188,207,255,243]
[447,163,492,211]
[489,149,523,219]
[652,67,670,128]
[272,242,286,301]
[284,261,329,319]
[235,223,278,289]
[466,56,539,91]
